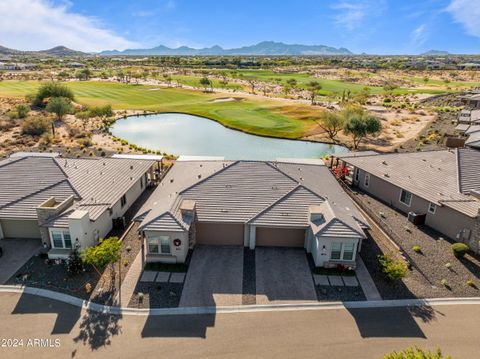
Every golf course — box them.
[0,80,321,139]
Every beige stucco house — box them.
[333,148,480,253]
[134,159,368,268]
[0,153,156,259]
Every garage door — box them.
[256,227,305,247]
[196,222,244,246]
[0,219,41,239]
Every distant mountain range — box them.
[100,41,353,56]
[421,50,450,56]
[0,45,85,57]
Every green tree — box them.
[76,68,92,81]
[306,80,322,105]
[317,111,345,143]
[33,82,74,107]
[383,347,450,359]
[82,237,122,277]
[46,97,73,135]
[343,109,382,149]
[199,76,213,92]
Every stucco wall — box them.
[144,230,189,263]
[353,168,476,246]
[313,236,359,268]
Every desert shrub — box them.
[16,104,30,118]
[383,346,450,359]
[89,104,113,117]
[451,242,469,258]
[378,253,407,280]
[412,245,422,253]
[33,82,74,107]
[21,117,50,136]
[78,137,93,148]
[66,249,84,275]
[7,110,19,120]
[466,279,476,288]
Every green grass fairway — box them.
[0,80,320,139]
[225,69,456,95]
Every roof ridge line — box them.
[0,156,26,169]
[316,216,364,238]
[139,210,186,231]
[52,158,82,199]
[246,184,301,224]
[177,161,238,196]
[0,178,74,211]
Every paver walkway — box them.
[116,251,143,306]
[0,239,42,284]
[356,257,382,301]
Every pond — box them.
[111,113,349,160]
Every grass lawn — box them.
[226,69,452,96]
[0,80,320,138]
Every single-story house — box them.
[0,153,156,259]
[333,149,480,253]
[134,159,369,268]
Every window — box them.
[428,203,436,214]
[140,176,144,189]
[364,173,370,187]
[120,194,127,208]
[343,242,355,260]
[147,237,159,254]
[330,242,356,261]
[355,168,360,182]
[399,189,412,206]
[51,230,72,249]
[331,242,342,260]
[160,236,171,254]
[147,235,171,254]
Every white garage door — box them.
[0,219,41,239]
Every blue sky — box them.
[1,0,480,54]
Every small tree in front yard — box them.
[82,237,122,278]
[378,253,407,281]
[66,248,84,276]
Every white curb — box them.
[1,285,480,316]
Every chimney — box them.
[309,205,324,223]
[180,200,196,222]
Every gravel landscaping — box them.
[128,282,183,308]
[316,285,366,301]
[6,254,100,301]
[353,189,480,299]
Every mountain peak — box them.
[100,41,352,56]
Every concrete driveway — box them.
[179,246,243,307]
[255,247,317,304]
[0,239,42,284]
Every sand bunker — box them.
[209,97,244,103]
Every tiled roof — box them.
[0,156,154,221]
[138,160,367,238]
[457,148,480,195]
[343,150,480,218]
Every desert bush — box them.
[33,82,74,107]
[466,279,476,288]
[21,117,50,136]
[78,137,93,148]
[16,104,30,118]
[451,242,469,258]
[378,253,407,280]
[412,245,422,254]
